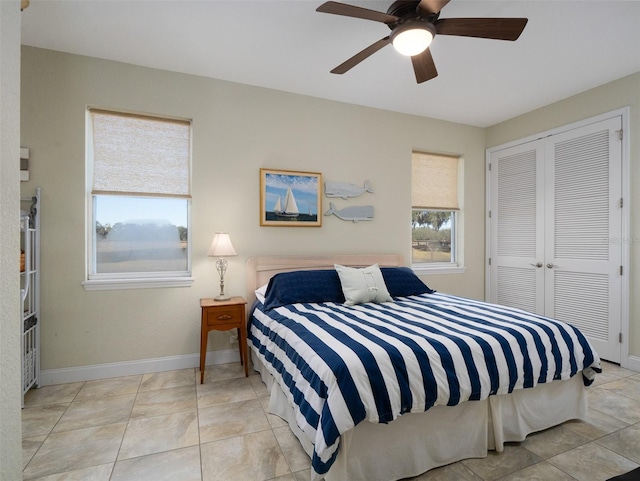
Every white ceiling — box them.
[20,0,640,127]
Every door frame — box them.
[485,107,630,368]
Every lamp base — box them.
[215,260,230,301]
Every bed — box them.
[245,254,601,481]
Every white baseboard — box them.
[39,349,242,386]
[623,354,640,372]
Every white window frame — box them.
[411,152,465,275]
[83,108,194,291]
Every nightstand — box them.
[199,296,248,383]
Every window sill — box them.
[82,277,194,291]
[411,265,466,275]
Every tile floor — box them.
[21,360,640,481]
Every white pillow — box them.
[334,264,393,306]
[255,284,268,303]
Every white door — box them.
[489,116,623,362]
[489,139,545,315]
[544,117,622,362]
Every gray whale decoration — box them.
[325,180,373,199]
[324,203,374,222]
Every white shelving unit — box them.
[21,187,40,405]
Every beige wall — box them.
[1,1,24,479]
[20,46,487,372]
[486,72,640,359]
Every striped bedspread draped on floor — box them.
[248,292,601,478]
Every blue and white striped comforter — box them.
[248,292,601,478]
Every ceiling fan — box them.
[317,0,528,83]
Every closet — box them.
[21,187,40,405]
[487,113,624,363]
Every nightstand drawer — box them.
[205,306,243,327]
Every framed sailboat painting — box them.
[260,168,322,227]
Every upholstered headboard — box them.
[245,254,404,306]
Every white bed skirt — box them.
[252,350,588,481]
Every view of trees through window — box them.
[411,210,454,264]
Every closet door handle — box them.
[546,263,554,269]
[530,262,543,268]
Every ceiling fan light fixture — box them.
[391,22,435,56]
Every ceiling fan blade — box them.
[316,1,398,24]
[411,48,438,83]
[417,0,451,16]
[436,17,528,41]
[330,37,391,75]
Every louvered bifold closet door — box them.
[490,140,545,314]
[544,116,622,362]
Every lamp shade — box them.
[207,232,237,257]
[391,22,435,57]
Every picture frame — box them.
[260,168,322,227]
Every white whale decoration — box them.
[324,203,374,222]
[325,180,373,199]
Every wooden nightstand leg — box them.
[200,325,208,384]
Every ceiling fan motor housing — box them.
[386,0,441,26]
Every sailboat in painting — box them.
[274,187,299,218]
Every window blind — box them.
[412,151,459,210]
[90,109,191,197]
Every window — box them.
[411,151,462,270]
[84,108,193,290]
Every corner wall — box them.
[1,1,24,479]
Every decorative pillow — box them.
[262,270,345,311]
[254,284,268,304]
[380,267,434,297]
[334,264,393,306]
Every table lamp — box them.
[207,231,237,301]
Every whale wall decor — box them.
[324,180,373,199]
[324,203,374,222]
